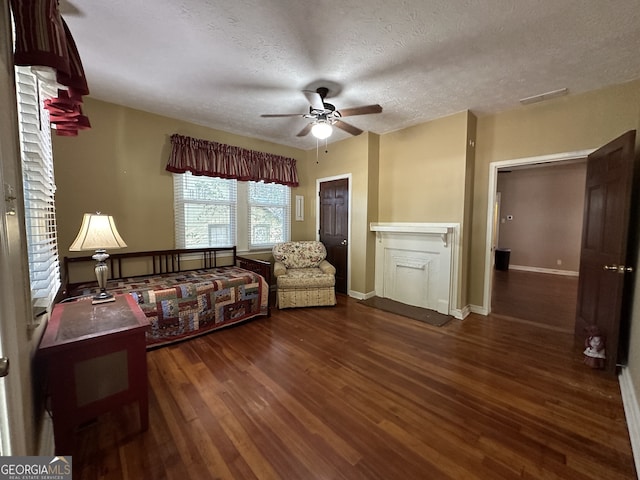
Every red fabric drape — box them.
[166,134,299,187]
[11,0,90,136]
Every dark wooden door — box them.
[319,178,348,294]
[575,130,636,374]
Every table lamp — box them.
[69,213,127,304]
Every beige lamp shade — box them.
[69,213,127,251]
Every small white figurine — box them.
[583,325,606,369]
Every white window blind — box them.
[173,174,291,251]
[173,172,237,248]
[248,181,290,249]
[14,66,61,308]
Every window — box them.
[173,174,237,248]
[14,66,61,309]
[248,181,290,249]
[173,173,290,251]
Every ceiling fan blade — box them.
[334,120,363,136]
[260,113,304,118]
[302,90,325,110]
[337,104,382,117]
[296,123,313,137]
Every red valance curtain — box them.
[166,134,299,187]
[10,0,90,136]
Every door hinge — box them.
[0,357,9,377]
[4,183,17,216]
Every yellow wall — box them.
[366,134,380,293]
[462,111,477,307]
[294,133,376,295]
[379,111,472,308]
[53,98,306,263]
[379,111,469,223]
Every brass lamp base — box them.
[92,250,114,304]
[92,291,115,305]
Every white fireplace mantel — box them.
[370,222,453,246]
[370,222,460,316]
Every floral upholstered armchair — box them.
[272,241,337,308]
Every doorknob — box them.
[0,357,8,378]
[341,239,348,246]
[603,264,634,273]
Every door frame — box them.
[316,173,352,295]
[0,2,29,453]
[482,149,594,314]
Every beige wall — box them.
[294,133,377,295]
[378,112,469,223]
[379,111,472,308]
[496,162,586,271]
[471,79,640,307]
[53,98,306,265]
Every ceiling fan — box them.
[260,87,382,139]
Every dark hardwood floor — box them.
[492,269,579,332]
[73,294,635,479]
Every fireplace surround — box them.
[370,222,459,315]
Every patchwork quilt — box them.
[69,267,269,347]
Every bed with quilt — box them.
[63,247,270,348]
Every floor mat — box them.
[358,296,452,327]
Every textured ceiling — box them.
[61,0,640,149]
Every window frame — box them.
[173,173,291,252]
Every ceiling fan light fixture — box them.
[311,121,333,140]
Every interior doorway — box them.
[483,150,593,324]
[316,174,351,295]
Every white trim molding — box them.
[483,149,594,314]
[349,290,376,301]
[451,305,471,320]
[509,265,579,277]
[619,367,640,479]
[470,304,489,316]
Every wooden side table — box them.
[38,294,150,454]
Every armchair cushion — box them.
[272,241,327,269]
[275,267,335,289]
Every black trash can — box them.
[495,248,511,271]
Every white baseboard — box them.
[348,290,376,300]
[509,265,579,277]
[451,305,471,320]
[469,304,489,316]
[619,367,640,479]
